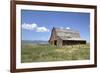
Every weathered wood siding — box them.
[57,38,62,47]
[49,28,57,45]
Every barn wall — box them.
[49,28,57,45]
[57,38,62,47]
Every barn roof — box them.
[54,27,86,41]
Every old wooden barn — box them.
[49,27,86,46]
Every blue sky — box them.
[21,10,90,42]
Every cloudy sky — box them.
[21,10,90,42]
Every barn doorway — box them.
[54,40,57,45]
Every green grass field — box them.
[21,43,90,63]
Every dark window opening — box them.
[54,40,57,45]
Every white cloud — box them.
[22,23,37,30]
[36,27,49,32]
[66,27,70,29]
[22,23,49,32]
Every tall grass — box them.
[21,44,90,63]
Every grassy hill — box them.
[21,42,90,63]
